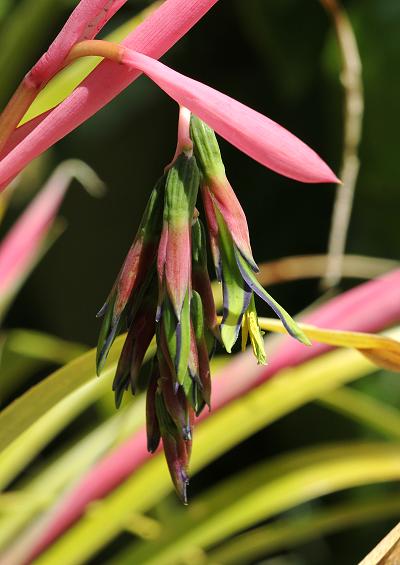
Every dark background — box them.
[1,1,399,564]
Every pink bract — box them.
[28,0,128,88]
[122,50,339,184]
[0,0,220,189]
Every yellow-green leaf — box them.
[258,318,400,372]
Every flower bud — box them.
[161,292,191,386]
[97,177,164,373]
[112,278,157,406]
[158,154,199,319]
[155,390,190,504]
[191,114,257,272]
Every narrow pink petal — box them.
[27,0,128,87]
[0,0,219,190]
[14,270,400,564]
[122,51,339,184]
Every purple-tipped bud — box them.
[155,390,191,504]
[113,281,157,405]
[159,362,193,442]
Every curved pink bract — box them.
[0,0,220,190]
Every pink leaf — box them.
[28,0,128,88]
[0,161,103,311]
[0,0,220,190]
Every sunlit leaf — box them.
[0,398,144,551]
[0,334,156,491]
[0,329,86,404]
[318,386,400,440]
[207,495,400,565]
[69,443,400,565]
[0,0,64,106]
[25,339,400,565]
[257,317,400,372]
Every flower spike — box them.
[98,111,315,501]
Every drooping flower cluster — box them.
[97,114,310,502]
[0,0,338,506]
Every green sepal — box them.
[155,388,178,438]
[96,292,122,375]
[164,154,199,235]
[162,292,191,385]
[235,249,311,346]
[190,115,225,180]
[191,291,204,343]
[214,205,251,353]
[138,175,165,246]
[191,218,207,268]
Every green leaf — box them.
[0,335,125,489]
[29,332,400,565]
[258,318,400,372]
[318,386,400,439]
[105,443,400,565]
[0,328,86,404]
[208,494,400,564]
[0,0,64,106]
[0,398,144,551]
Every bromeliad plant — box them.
[0,0,339,500]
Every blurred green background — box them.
[0,1,399,564]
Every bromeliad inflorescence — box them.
[96,111,310,502]
[0,0,337,503]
